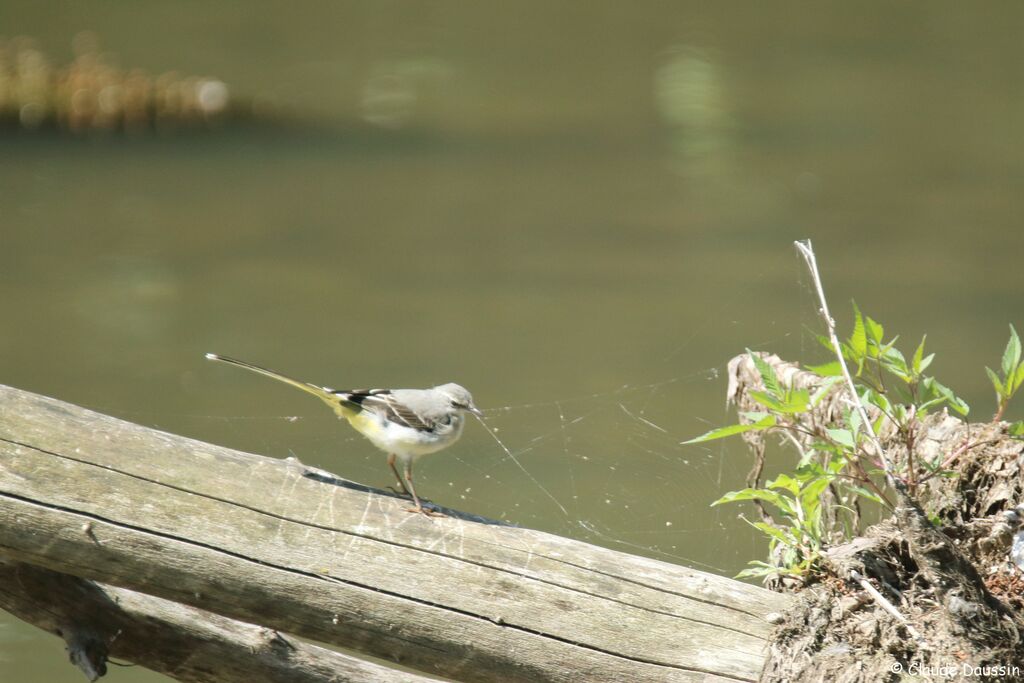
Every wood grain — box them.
[0,384,789,682]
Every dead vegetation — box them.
[725,354,1024,682]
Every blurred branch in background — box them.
[0,32,252,135]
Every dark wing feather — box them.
[381,397,436,432]
[335,389,437,432]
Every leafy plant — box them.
[685,304,998,581]
[986,324,1024,422]
[809,302,968,420]
[712,461,841,579]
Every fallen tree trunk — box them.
[0,559,431,683]
[0,383,789,682]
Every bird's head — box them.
[436,383,482,417]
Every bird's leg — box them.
[403,462,442,517]
[387,453,412,496]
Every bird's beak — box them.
[469,406,483,417]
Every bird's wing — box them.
[337,389,440,433]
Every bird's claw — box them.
[405,505,444,518]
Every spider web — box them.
[101,272,813,579]
[147,359,777,578]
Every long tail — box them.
[205,353,351,411]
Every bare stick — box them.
[793,240,899,489]
[795,241,931,646]
[849,570,928,646]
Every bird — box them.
[205,353,481,515]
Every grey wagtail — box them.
[205,353,481,515]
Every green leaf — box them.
[1014,361,1024,394]
[682,415,777,444]
[800,472,832,501]
[918,353,935,374]
[747,349,782,398]
[846,485,884,505]
[864,388,890,414]
[877,336,900,365]
[711,487,790,514]
[872,412,887,435]
[768,474,800,495]
[751,522,793,546]
[735,564,776,580]
[794,461,827,479]
[847,301,864,370]
[806,360,843,377]
[798,479,831,520]
[848,407,862,440]
[880,346,910,380]
[849,301,867,358]
[865,316,884,346]
[986,366,1005,398]
[825,428,855,449]
[952,397,972,417]
[917,396,947,414]
[748,390,788,412]
[1008,421,1024,437]
[933,379,970,416]
[917,378,944,413]
[912,335,927,374]
[1001,324,1021,380]
[778,388,810,414]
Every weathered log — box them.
[0,559,431,682]
[0,383,789,682]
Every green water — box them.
[2,3,1023,680]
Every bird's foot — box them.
[405,503,445,518]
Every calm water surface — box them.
[2,3,1023,680]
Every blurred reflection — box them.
[73,255,180,344]
[654,46,734,178]
[0,32,232,134]
[360,58,452,129]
